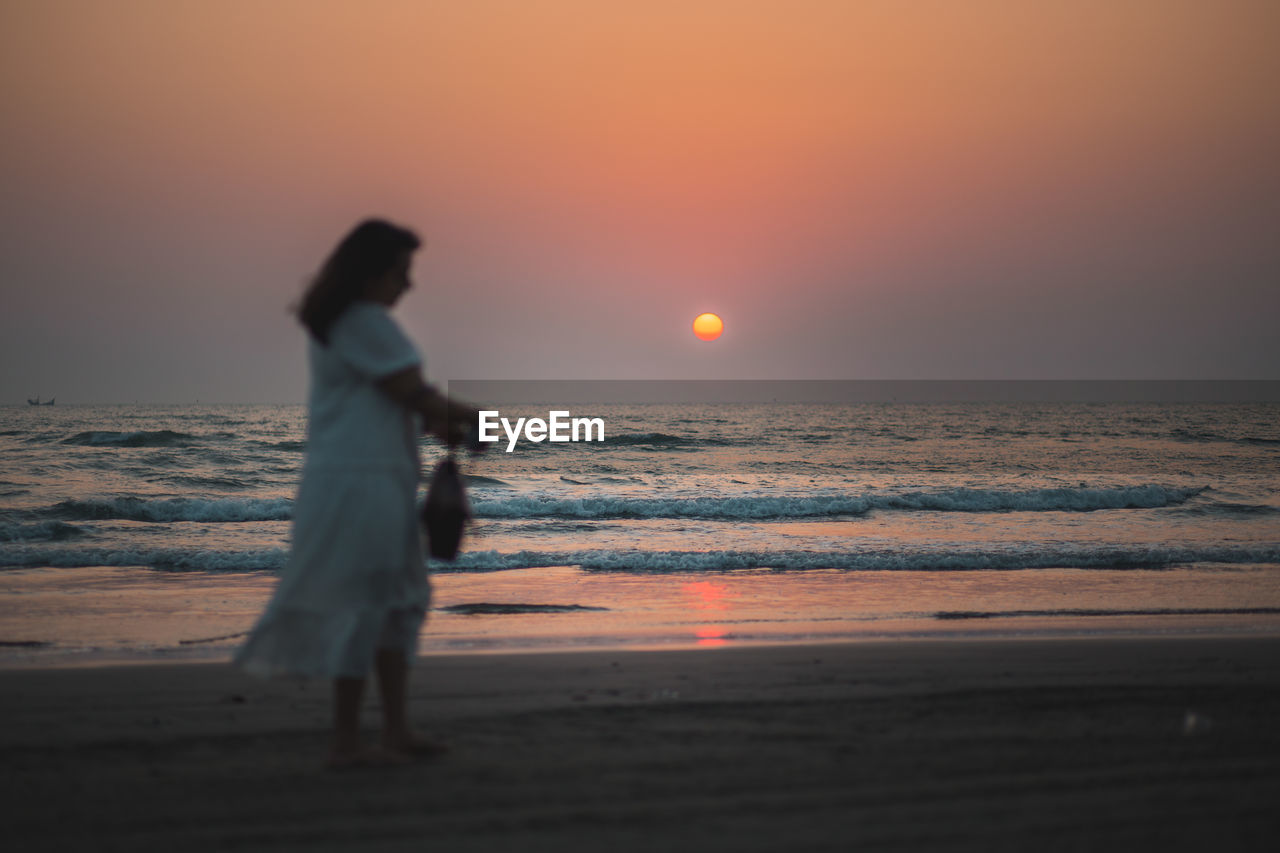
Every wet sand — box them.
[2,635,1279,851]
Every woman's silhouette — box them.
[236,218,473,767]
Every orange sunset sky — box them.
[1,0,1277,402]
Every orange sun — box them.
[693,313,723,341]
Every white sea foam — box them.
[5,542,1276,574]
[50,497,293,523]
[0,545,287,572]
[472,485,1205,519]
[35,484,1206,524]
[433,543,1280,573]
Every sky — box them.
[1,0,1278,403]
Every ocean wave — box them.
[874,484,1206,513]
[434,543,1280,574]
[473,485,1205,520]
[1170,429,1280,447]
[0,521,85,543]
[50,497,292,523]
[256,439,306,452]
[602,432,733,448]
[473,494,872,519]
[28,484,1207,524]
[3,543,1276,575]
[1173,502,1279,517]
[0,545,287,572]
[161,475,258,490]
[463,474,509,487]
[61,430,203,448]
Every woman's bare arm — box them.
[376,367,476,446]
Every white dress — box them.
[235,302,429,678]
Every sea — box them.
[2,392,1279,665]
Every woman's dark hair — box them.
[298,218,421,343]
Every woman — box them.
[235,218,472,768]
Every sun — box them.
[693,313,723,341]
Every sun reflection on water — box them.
[684,579,732,645]
[695,626,728,647]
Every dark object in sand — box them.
[178,630,250,645]
[422,456,470,560]
[440,603,610,615]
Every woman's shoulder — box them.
[337,299,390,322]
[325,301,419,375]
[329,300,398,337]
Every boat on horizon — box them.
[27,396,55,406]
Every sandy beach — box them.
[2,635,1278,851]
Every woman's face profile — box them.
[366,251,415,306]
